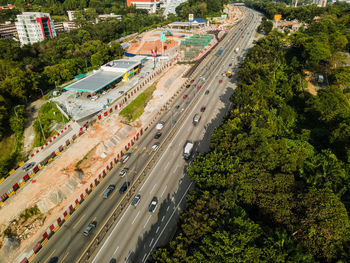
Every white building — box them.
[15,12,56,45]
[127,0,163,13]
[67,10,76,21]
[98,13,122,22]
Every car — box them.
[175,105,180,109]
[119,182,130,194]
[131,194,141,206]
[229,63,232,66]
[22,162,35,171]
[119,90,124,94]
[121,153,131,164]
[91,95,99,101]
[186,84,191,88]
[103,184,116,199]
[83,221,97,236]
[205,90,209,95]
[190,79,194,83]
[156,122,164,130]
[109,259,117,263]
[119,168,129,177]
[152,142,159,151]
[219,80,223,84]
[149,197,158,212]
[200,106,206,112]
[197,85,202,90]
[171,119,177,126]
[48,257,58,263]
[154,132,162,139]
[183,95,188,99]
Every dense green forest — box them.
[151,4,350,263]
[0,5,172,177]
[175,0,228,19]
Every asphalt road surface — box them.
[30,7,261,263]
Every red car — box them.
[197,85,202,90]
[219,80,223,84]
[200,106,206,112]
[190,79,194,83]
[183,94,188,99]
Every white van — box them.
[193,114,201,126]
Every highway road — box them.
[30,7,261,263]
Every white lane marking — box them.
[146,183,193,262]
[160,185,167,198]
[149,238,154,247]
[150,184,157,195]
[91,206,130,263]
[126,251,131,261]
[161,215,165,222]
[131,211,140,225]
[142,254,147,262]
[156,226,160,233]
[113,246,119,256]
[173,165,179,173]
[166,206,170,212]
[139,173,152,191]
[164,161,170,171]
[144,215,152,229]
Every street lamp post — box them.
[35,88,46,141]
[14,105,22,118]
[36,88,44,97]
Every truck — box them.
[193,114,201,126]
[226,71,232,78]
[216,49,223,56]
[183,141,194,160]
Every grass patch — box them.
[120,83,157,122]
[33,102,69,147]
[0,135,15,160]
[75,144,98,170]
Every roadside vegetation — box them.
[33,102,68,147]
[151,4,350,263]
[120,84,157,122]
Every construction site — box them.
[0,5,245,263]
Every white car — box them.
[152,143,159,151]
[156,122,164,130]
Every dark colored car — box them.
[190,79,194,83]
[229,63,232,66]
[119,182,130,194]
[154,132,162,139]
[48,257,59,263]
[83,221,97,236]
[149,197,158,212]
[103,184,116,199]
[131,194,141,206]
[205,90,209,95]
[109,259,117,263]
[175,105,180,109]
[219,80,223,84]
[186,84,191,88]
[22,162,35,171]
[183,95,188,99]
[200,106,206,112]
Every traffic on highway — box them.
[31,7,262,263]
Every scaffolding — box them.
[180,34,215,61]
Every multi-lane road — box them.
[31,7,261,263]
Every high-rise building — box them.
[15,12,56,45]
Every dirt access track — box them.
[2,62,190,263]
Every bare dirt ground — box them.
[305,72,318,96]
[4,63,190,263]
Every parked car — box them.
[183,95,188,99]
[154,132,162,139]
[22,162,35,171]
[83,221,97,236]
[119,168,129,177]
[149,197,158,212]
[119,182,130,194]
[200,106,206,112]
[103,185,116,199]
[131,194,141,207]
